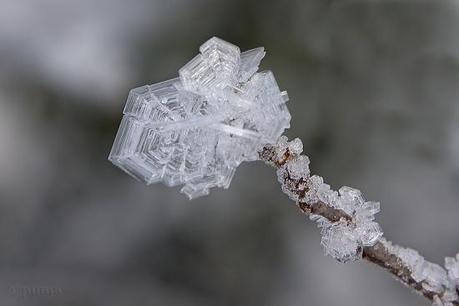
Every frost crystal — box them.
[288,137,303,155]
[304,175,324,204]
[445,254,459,284]
[356,221,383,247]
[338,186,365,215]
[109,37,291,199]
[321,221,362,263]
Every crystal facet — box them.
[109,37,291,199]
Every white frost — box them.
[109,37,291,199]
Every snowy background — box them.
[1,0,459,305]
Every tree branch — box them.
[259,140,459,305]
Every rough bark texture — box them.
[259,144,459,305]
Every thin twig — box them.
[259,143,459,305]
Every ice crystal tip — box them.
[109,37,291,199]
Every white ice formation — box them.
[382,240,459,305]
[109,37,290,199]
[272,136,383,262]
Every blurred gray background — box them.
[1,0,459,305]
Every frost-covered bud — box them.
[288,138,303,155]
[321,221,362,263]
[287,155,310,180]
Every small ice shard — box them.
[238,47,265,82]
[109,37,291,199]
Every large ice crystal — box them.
[109,37,291,199]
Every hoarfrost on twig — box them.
[108,37,459,305]
[259,136,458,305]
[267,136,383,262]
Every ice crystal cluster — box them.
[271,136,383,262]
[109,37,290,199]
[382,240,459,305]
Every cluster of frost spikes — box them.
[382,239,459,306]
[109,37,291,199]
[273,136,383,263]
